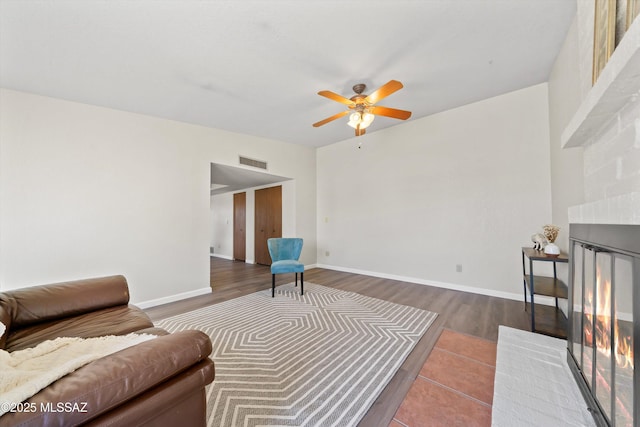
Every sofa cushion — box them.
[2,275,130,329]
[0,330,214,427]
[4,305,155,352]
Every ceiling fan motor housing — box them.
[350,84,368,109]
[352,83,366,94]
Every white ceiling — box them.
[210,163,289,195]
[0,0,576,148]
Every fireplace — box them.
[568,224,640,426]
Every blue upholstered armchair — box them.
[267,238,304,297]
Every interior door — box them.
[233,192,246,261]
[255,185,282,265]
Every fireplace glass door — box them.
[571,242,634,426]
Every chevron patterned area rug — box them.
[156,282,437,427]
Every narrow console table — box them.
[521,247,568,338]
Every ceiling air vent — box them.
[239,156,268,170]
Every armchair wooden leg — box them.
[295,272,298,287]
[272,274,275,298]
[301,272,304,296]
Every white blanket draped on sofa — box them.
[0,333,156,416]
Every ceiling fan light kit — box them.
[312,80,412,137]
[347,111,374,129]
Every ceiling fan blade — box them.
[364,80,404,105]
[318,90,355,106]
[312,110,349,127]
[369,105,412,120]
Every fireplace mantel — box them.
[562,19,640,149]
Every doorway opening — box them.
[209,162,293,266]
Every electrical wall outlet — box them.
[456,264,463,272]
[325,251,330,257]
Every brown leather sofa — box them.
[0,275,215,427]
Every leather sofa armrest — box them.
[2,275,131,328]
[0,301,10,349]
[0,330,214,427]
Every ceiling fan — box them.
[312,80,412,137]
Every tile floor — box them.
[390,329,498,427]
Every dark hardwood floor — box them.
[145,256,533,427]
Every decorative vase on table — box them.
[544,242,560,256]
[542,224,560,257]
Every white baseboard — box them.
[314,263,560,308]
[135,286,212,309]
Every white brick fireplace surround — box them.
[562,18,640,225]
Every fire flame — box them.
[584,266,634,369]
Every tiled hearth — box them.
[390,329,497,427]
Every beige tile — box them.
[394,377,491,427]
[435,329,497,366]
[419,348,495,405]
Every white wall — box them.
[0,89,316,304]
[211,192,233,257]
[547,3,597,251]
[544,15,586,297]
[317,83,552,298]
[547,16,586,253]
